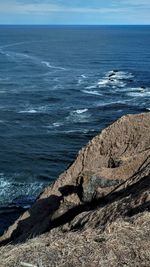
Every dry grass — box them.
[0,212,150,267]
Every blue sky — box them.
[0,0,150,25]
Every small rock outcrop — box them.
[0,112,150,245]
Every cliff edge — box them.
[0,112,150,267]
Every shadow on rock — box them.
[0,174,149,246]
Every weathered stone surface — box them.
[0,112,150,244]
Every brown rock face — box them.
[0,112,150,244]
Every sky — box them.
[0,0,150,25]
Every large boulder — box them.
[0,112,150,244]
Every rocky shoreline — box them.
[0,195,36,236]
[0,112,150,266]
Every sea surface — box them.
[0,25,150,209]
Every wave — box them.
[74,109,88,114]
[0,174,45,206]
[127,91,150,97]
[19,104,50,114]
[85,85,97,89]
[82,89,102,96]
[19,109,37,114]
[67,109,90,123]
[83,70,134,91]
[126,86,150,97]
[98,78,126,88]
[95,100,128,108]
[63,128,95,134]
[97,70,134,88]
[106,70,133,80]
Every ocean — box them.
[0,25,150,212]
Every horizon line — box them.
[0,24,150,26]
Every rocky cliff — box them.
[0,112,150,267]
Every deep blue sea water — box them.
[0,25,150,208]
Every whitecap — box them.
[19,109,37,114]
[86,85,97,89]
[82,89,102,96]
[75,109,88,114]
[52,122,62,127]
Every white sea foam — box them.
[97,70,133,88]
[97,78,126,88]
[19,109,37,114]
[19,104,50,114]
[0,174,44,205]
[1,50,35,63]
[84,70,132,91]
[63,128,93,134]
[67,109,91,123]
[75,109,88,114]
[125,86,150,97]
[82,89,102,96]
[127,91,150,97]
[86,85,97,89]
[95,100,127,107]
[77,74,87,85]
[52,122,62,127]
[45,122,64,129]
[81,74,87,79]
[42,61,66,71]
[106,70,133,80]
[1,48,66,72]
